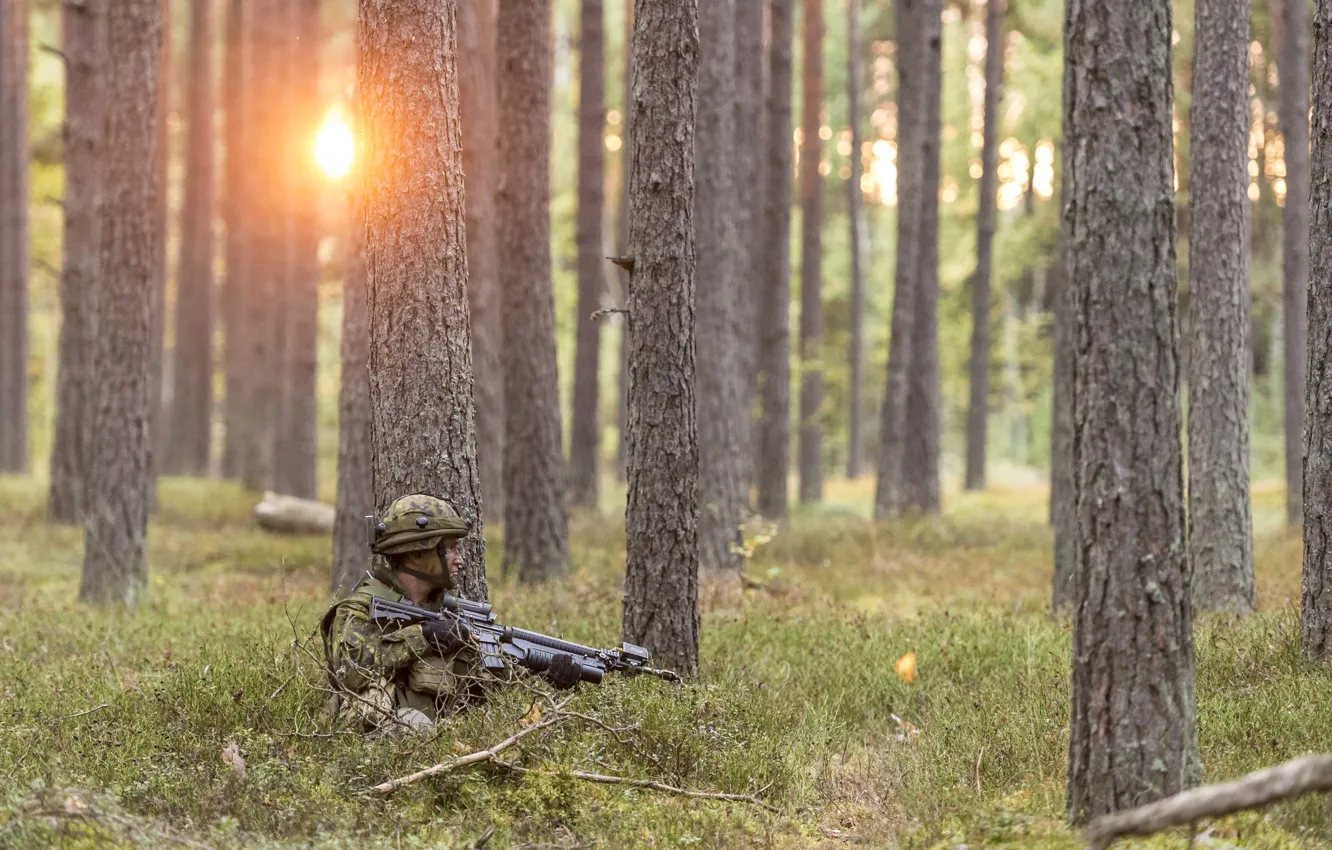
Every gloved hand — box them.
[420,616,472,656]
[544,653,582,690]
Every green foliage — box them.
[0,477,1328,848]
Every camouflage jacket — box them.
[319,565,440,695]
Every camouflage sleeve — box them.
[328,604,431,692]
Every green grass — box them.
[0,473,1328,848]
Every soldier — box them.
[320,494,582,733]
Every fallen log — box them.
[1084,754,1332,850]
[252,491,336,535]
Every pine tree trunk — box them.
[902,0,942,514]
[458,0,504,523]
[331,193,371,595]
[498,0,569,583]
[1050,158,1076,607]
[1063,0,1198,820]
[797,0,823,503]
[846,0,866,480]
[570,0,606,510]
[1187,0,1254,614]
[147,0,169,505]
[965,0,1003,492]
[164,0,215,477]
[79,0,161,607]
[695,0,746,571]
[49,0,105,521]
[0,0,29,474]
[220,0,247,480]
[241,0,287,492]
[757,0,794,520]
[621,0,700,676]
[360,0,489,603]
[1301,0,1332,659]
[615,0,633,485]
[274,0,320,499]
[874,0,924,519]
[1281,0,1311,526]
[736,0,765,481]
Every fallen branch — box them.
[1083,754,1332,850]
[494,760,780,812]
[58,702,109,721]
[373,715,565,794]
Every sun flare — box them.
[315,107,354,179]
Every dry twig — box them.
[493,760,780,812]
[373,715,566,793]
[1083,755,1332,850]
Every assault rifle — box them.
[368,594,681,685]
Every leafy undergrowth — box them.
[0,474,1327,848]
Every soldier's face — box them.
[440,539,463,586]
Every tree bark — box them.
[164,0,216,478]
[361,0,488,603]
[874,0,925,519]
[240,0,288,493]
[458,0,504,523]
[570,0,607,510]
[1303,0,1332,659]
[1050,154,1076,608]
[902,0,942,514]
[757,0,794,520]
[220,0,247,481]
[274,0,320,499]
[695,0,746,571]
[615,0,633,486]
[736,0,765,481]
[965,0,1003,492]
[79,0,161,607]
[621,0,700,676]
[1281,0,1311,526]
[498,0,569,583]
[797,0,823,503]
[0,0,29,474]
[1187,0,1254,614]
[49,0,105,522]
[332,193,371,595]
[147,0,169,505]
[845,0,865,480]
[1063,0,1198,821]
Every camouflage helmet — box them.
[370,494,472,556]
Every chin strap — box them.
[395,564,455,591]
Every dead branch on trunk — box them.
[1083,755,1332,850]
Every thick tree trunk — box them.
[615,0,633,485]
[621,0,700,676]
[570,0,606,510]
[757,0,794,520]
[1187,0,1254,613]
[1050,161,1076,608]
[1302,0,1332,659]
[874,0,924,519]
[79,0,161,607]
[220,0,247,480]
[902,1,942,514]
[797,0,823,503]
[965,0,1003,492]
[241,0,288,493]
[0,0,29,474]
[164,0,215,478]
[736,0,765,481]
[498,0,569,583]
[274,0,320,499]
[458,0,504,523]
[49,0,105,522]
[360,0,488,603]
[147,0,169,504]
[1281,0,1311,526]
[332,196,371,595]
[696,0,746,572]
[846,0,866,480]
[1064,0,1198,821]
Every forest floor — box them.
[0,473,1328,848]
